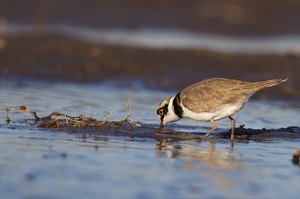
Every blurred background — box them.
[0,0,299,98]
[0,2,300,199]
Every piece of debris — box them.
[292,150,300,166]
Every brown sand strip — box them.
[0,34,299,99]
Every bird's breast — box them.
[181,102,245,121]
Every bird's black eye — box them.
[158,109,164,116]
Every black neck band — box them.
[173,93,183,118]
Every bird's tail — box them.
[242,78,288,91]
[256,78,288,88]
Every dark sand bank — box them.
[0,34,299,99]
[67,125,300,143]
[3,106,299,143]
[5,115,300,143]
[1,0,300,36]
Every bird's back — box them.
[180,78,287,113]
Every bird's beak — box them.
[159,121,164,130]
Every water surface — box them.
[0,81,299,199]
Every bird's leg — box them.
[228,116,236,140]
[205,120,217,137]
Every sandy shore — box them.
[0,33,299,99]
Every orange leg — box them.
[205,120,217,137]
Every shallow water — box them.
[2,23,300,54]
[0,81,300,199]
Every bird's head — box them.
[157,96,180,129]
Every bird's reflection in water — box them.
[156,140,244,191]
[156,140,242,170]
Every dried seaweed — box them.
[0,98,141,129]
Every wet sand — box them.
[0,34,299,99]
[3,108,300,142]
[2,103,300,143]
[54,123,300,143]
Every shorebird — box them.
[157,78,287,139]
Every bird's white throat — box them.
[162,96,181,125]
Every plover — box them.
[157,78,287,139]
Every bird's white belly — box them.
[182,102,245,121]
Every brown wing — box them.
[180,78,253,113]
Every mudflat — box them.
[0,34,298,99]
